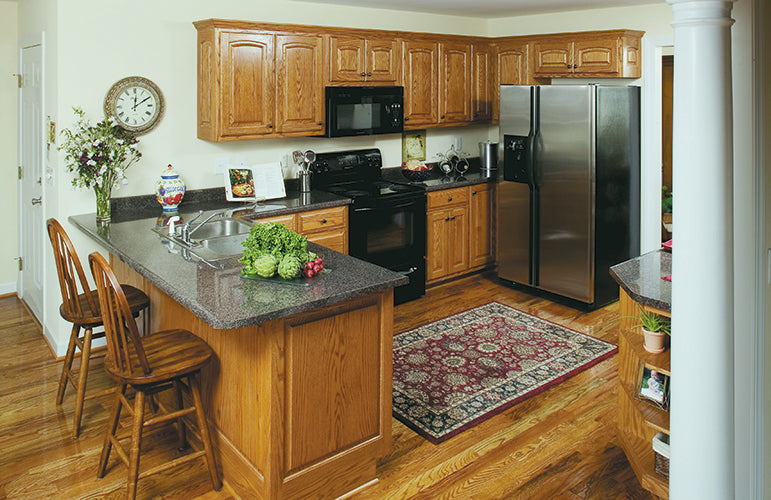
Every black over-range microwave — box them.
[325,86,404,137]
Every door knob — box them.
[31,197,42,205]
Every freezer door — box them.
[497,85,534,285]
[537,85,595,303]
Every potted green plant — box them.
[629,305,671,354]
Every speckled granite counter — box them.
[69,202,406,329]
[381,164,496,192]
[609,250,671,312]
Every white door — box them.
[19,44,44,322]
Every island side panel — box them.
[110,254,395,499]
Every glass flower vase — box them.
[94,185,112,222]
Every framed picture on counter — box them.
[635,363,670,410]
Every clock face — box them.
[104,76,164,135]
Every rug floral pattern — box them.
[392,302,618,444]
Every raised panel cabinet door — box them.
[573,37,618,74]
[220,31,275,138]
[493,41,529,122]
[328,35,366,83]
[402,39,439,128]
[447,206,469,275]
[439,41,471,124]
[276,34,325,135]
[471,43,492,122]
[469,185,494,268]
[533,39,574,76]
[366,37,400,83]
[426,209,450,281]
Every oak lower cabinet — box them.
[532,30,643,78]
[254,206,348,255]
[195,20,323,141]
[327,34,400,84]
[617,288,670,499]
[426,184,493,284]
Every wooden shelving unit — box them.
[617,288,670,498]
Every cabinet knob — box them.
[445,217,450,221]
[404,117,409,121]
[367,72,372,77]
[567,64,571,68]
[360,72,366,77]
[573,64,578,69]
[448,197,453,201]
[318,121,323,125]
[268,123,273,128]
[451,216,456,220]
[321,219,327,224]
[441,115,445,119]
[472,190,477,195]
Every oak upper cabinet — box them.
[401,39,439,128]
[196,27,276,141]
[492,40,530,122]
[469,184,494,269]
[471,42,493,122]
[195,20,324,141]
[276,34,325,136]
[438,41,472,125]
[327,35,400,84]
[532,30,643,78]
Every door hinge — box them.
[18,166,22,180]
[15,73,21,88]
[15,257,22,271]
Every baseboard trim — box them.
[0,281,17,296]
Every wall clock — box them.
[402,130,426,163]
[104,76,165,135]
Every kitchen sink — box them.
[198,234,249,256]
[187,218,252,240]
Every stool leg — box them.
[56,323,80,405]
[189,372,221,491]
[71,327,94,438]
[98,384,126,478]
[173,379,187,450]
[127,389,146,500]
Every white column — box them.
[666,1,735,498]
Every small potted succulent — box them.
[629,305,671,354]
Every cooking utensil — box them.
[292,150,304,167]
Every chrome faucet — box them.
[180,210,225,244]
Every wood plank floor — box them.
[0,272,657,499]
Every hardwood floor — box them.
[0,273,656,499]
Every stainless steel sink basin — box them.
[188,218,252,240]
[198,234,249,256]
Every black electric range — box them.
[310,149,427,304]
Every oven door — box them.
[349,195,426,267]
[349,195,426,303]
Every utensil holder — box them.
[300,171,311,193]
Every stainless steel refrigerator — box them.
[496,84,640,309]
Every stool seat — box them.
[59,286,150,327]
[105,329,213,386]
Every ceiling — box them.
[297,0,662,18]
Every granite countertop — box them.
[380,157,497,192]
[70,197,407,330]
[609,250,671,312]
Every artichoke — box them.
[253,254,278,278]
[277,254,302,280]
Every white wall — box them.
[0,1,18,293]
[19,0,492,353]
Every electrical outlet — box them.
[214,157,229,175]
[454,136,462,152]
[237,156,248,167]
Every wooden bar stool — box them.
[47,218,151,438]
[88,252,221,500]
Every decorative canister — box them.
[156,164,186,212]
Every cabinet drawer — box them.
[297,206,347,233]
[256,213,297,231]
[307,228,347,254]
[427,187,468,210]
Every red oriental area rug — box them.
[392,302,618,444]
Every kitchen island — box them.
[70,199,407,499]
